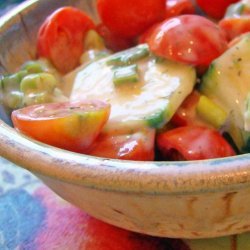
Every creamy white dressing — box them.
[64,46,196,131]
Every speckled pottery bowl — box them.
[1,0,250,239]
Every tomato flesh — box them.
[11,100,110,154]
[157,126,236,160]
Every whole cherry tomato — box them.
[196,0,238,19]
[37,7,95,74]
[157,126,236,160]
[89,129,155,161]
[11,100,110,154]
[96,23,135,52]
[145,15,228,66]
[97,0,166,39]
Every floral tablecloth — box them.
[1,157,250,250]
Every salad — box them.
[1,0,250,162]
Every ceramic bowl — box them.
[1,0,250,239]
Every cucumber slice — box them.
[69,44,196,129]
[200,34,250,151]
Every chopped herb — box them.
[107,44,149,66]
[113,64,139,86]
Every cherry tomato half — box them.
[156,126,236,160]
[37,7,95,74]
[145,15,228,67]
[11,100,110,154]
[89,129,155,161]
[196,0,238,20]
[219,17,250,41]
[97,0,166,39]
[165,0,195,18]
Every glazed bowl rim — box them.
[1,0,250,195]
[1,119,250,195]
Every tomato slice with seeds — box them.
[37,7,95,74]
[156,126,236,161]
[11,100,110,154]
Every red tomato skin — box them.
[157,126,236,161]
[165,0,195,18]
[11,100,110,154]
[146,15,228,66]
[138,23,159,44]
[88,129,155,161]
[37,7,95,73]
[171,91,201,127]
[96,23,134,52]
[196,0,238,19]
[97,0,166,39]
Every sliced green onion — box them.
[2,70,28,92]
[23,91,51,106]
[113,64,139,86]
[196,95,228,129]
[107,44,149,66]
[21,60,45,74]
[4,91,24,109]
[20,72,57,94]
